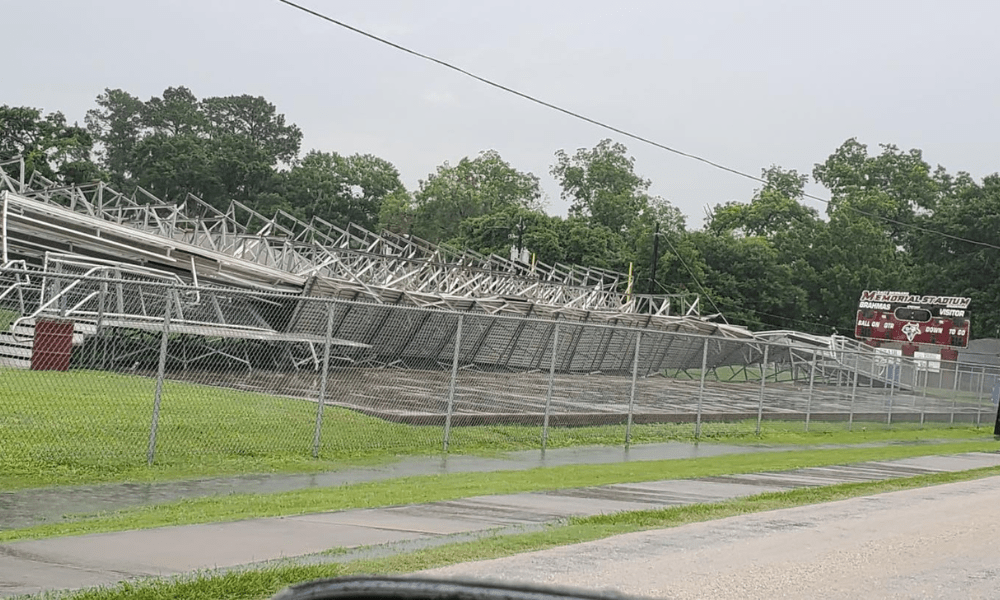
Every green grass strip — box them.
[1,367,993,490]
[0,308,16,333]
[47,464,1000,600]
[5,439,996,544]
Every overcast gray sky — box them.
[5,0,1000,226]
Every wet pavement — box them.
[2,451,999,598]
[0,440,964,531]
[2,442,806,530]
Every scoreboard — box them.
[854,290,971,348]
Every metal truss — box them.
[0,255,371,372]
[1,262,750,383]
[0,160,703,321]
[755,330,911,389]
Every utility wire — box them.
[656,232,728,324]
[275,0,992,332]
[653,279,852,335]
[275,0,1000,252]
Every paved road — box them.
[424,474,1000,600]
[3,452,999,598]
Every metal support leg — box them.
[443,315,463,452]
[805,358,817,432]
[146,292,172,466]
[542,324,559,450]
[312,303,334,459]
[695,338,709,439]
[626,331,641,447]
[756,345,769,436]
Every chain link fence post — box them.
[146,290,172,466]
[91,278,107,369]
[886,366,894,428]
[950,358,959,425]
[848,350,859,431]
[888,354,897,402]
[541,323,559,451]
[312,302,334,459]
[952,358,961,397]
[625,331,641,447]
[443,314,463,452]
[756,344,769,436]
[805,357,817,432]
[919,368,926,428]
[695,337,709,439]
[976,367,985,428]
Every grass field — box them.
[39,464,1000,600]
[0,307,17,332]
[3,439,996,543]
[1,368,995,490]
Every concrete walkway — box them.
[0,441,794,530]
[0,439,972,530]
[2,452,1000,598]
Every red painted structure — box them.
[30,319,74,371]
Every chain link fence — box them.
[2,265,998,476]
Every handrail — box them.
[7,262,184,343]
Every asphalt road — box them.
[423,474,1000,600]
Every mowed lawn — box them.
[1,369,993,489]
[1,368,460,488]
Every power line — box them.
[656,232,728,324]
[275,0,1000,252]
[652,279,852,335]
[274,0,994,333]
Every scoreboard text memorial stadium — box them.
[855,290,971,348]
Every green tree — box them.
[557,218,630,272]
[551,139,652,234]
[813,138,939,246]
[129,132,219,202]
[202,95,301,164]
[202,94,302,206]
[808,140,938,332]
[85,89,144,187]
[629,197,690,296]
[708,167,816,238]
[412,150,541,243]
[377,188,416,234]
[282,150,406,230]
[689,231,806,330]
[142,86,205,136]
[86,87,302,209]
[910,172,1000,337]
[705,167,824,331]
[1,105,102,185]
[805,208,910,334]
[451,205,564,265]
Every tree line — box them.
[2,87,997,338]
